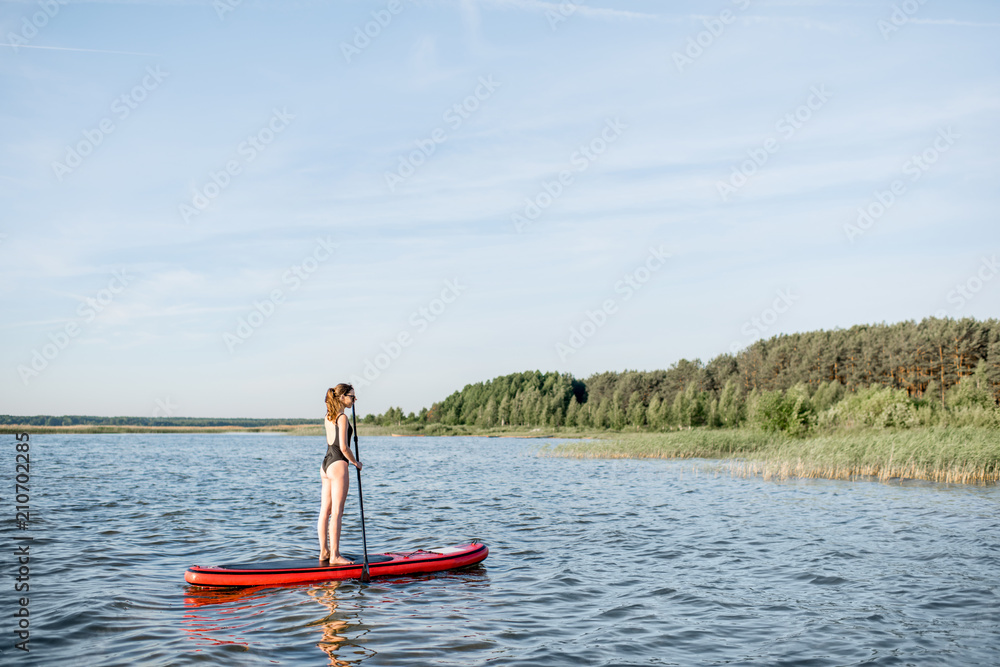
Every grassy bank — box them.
[545,427,1000,485]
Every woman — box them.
[318,384,362,564]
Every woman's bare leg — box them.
[329,461,352,565]
[318,466,333,560]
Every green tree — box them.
[707,398,720,428]
[609,390,626,430]
[672,388,689,427]
[923,379,942,405]
[683,382,708,426]
[946,361,995,409]
[593,397,610,429]
[626,391,646,428]
[478,398,498,428]
[748,388,814,435]
[566,399,581,427]
[498,395,511,426]
[659,396,674,428]
[820,386,916,429]
[717,379,742,427]
[646,395,663,430]
[811,380,843,413]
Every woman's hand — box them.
[355,460,363,471]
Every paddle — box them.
[350,404,371,583]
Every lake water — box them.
[2,433,998,665]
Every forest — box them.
[365,317,1000,434]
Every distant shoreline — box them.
[0,424,320,435]
[0,423,578,437]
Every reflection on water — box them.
[182,587,273,649]
[307,584,353,666]
[5,433,999,666]
[182,582,360,664]
[181,572,492,665]
[183,582,356,664]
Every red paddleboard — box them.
[185,542,488,587]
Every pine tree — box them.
[707,398,720,428]
[509,396,522,426]
[718,378,742,427]
[483,398,498,427]
[646,395,663,430]
[922,379,940,404]
[812,380,843,413]
[594,397,610,429]
[498,395,511,426]
[626,391,646,429]
[672,388,689,427]
[610,390,625,430]
[946,360,995,409]
[566,399,581,427]
[682,382,707,426]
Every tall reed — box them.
[546,427,1000,484]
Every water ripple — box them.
[1,433,998,665]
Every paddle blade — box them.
[361,564,370,583]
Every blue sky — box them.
[2,0,998,418]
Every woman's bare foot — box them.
[330,555,353,566]
[319,550,330,562]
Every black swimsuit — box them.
[322,417,353,472]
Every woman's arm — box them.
[338,414,362,470]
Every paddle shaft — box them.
[351,405,371,582]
